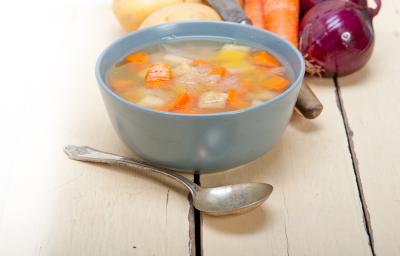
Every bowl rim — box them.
[95,21,305,118]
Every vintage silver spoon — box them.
[64,145,273,216]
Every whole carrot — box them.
[263,0,299,47]
[244,0,265,28]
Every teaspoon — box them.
[64,145,273,216]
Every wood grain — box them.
[200,78,373,256]
[0,2,192,256]
[337,0,400,254]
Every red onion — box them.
[300,0,368,17]
[299,0,381,77]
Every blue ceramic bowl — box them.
[96,21,305,173]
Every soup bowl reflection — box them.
[96,21,305,172]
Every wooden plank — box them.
[337,0,400,254]
[201,78,373,256]
[0,2,192,256]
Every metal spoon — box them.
[64,145,273,216]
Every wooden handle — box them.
[295,82,323,119]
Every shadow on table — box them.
[200,126,305,186]
[203,206,270,234]
[92,162,190,198]
[290,111,321,133]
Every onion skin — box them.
[300,0,367,17]
[299,0,379,77]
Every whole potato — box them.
[139,3,221,29]
[113,0,202,32]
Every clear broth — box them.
[108,40,291,114]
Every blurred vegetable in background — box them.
[262,0,300,47]
[300,0,368,16]
[112,0,382,78]
[299,0,381,77]
[244,0,264,28]
[113,0,203,31]
[139,3,221,29]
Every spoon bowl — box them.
[193,183,273,216]
[64,145,273,216]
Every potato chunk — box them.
[198,91,228,109]
[137,95,165,108]
[163,54,190,65]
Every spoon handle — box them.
[64,145,199,194]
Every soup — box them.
[108,40,291,114]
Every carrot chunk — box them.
[263,75,290,92]
[110,80,133,93]
[227,89,238,103]
[229,98,251,109]
[226,88,250,109]
[145,64,172,88]
[125,52,149,64]
[192,59,210,66]
[251,51,280,67]
[210,66,228,77]
[172,92,191,109]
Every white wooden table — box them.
[0,0,399,255]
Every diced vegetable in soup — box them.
[108,40,291,114]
